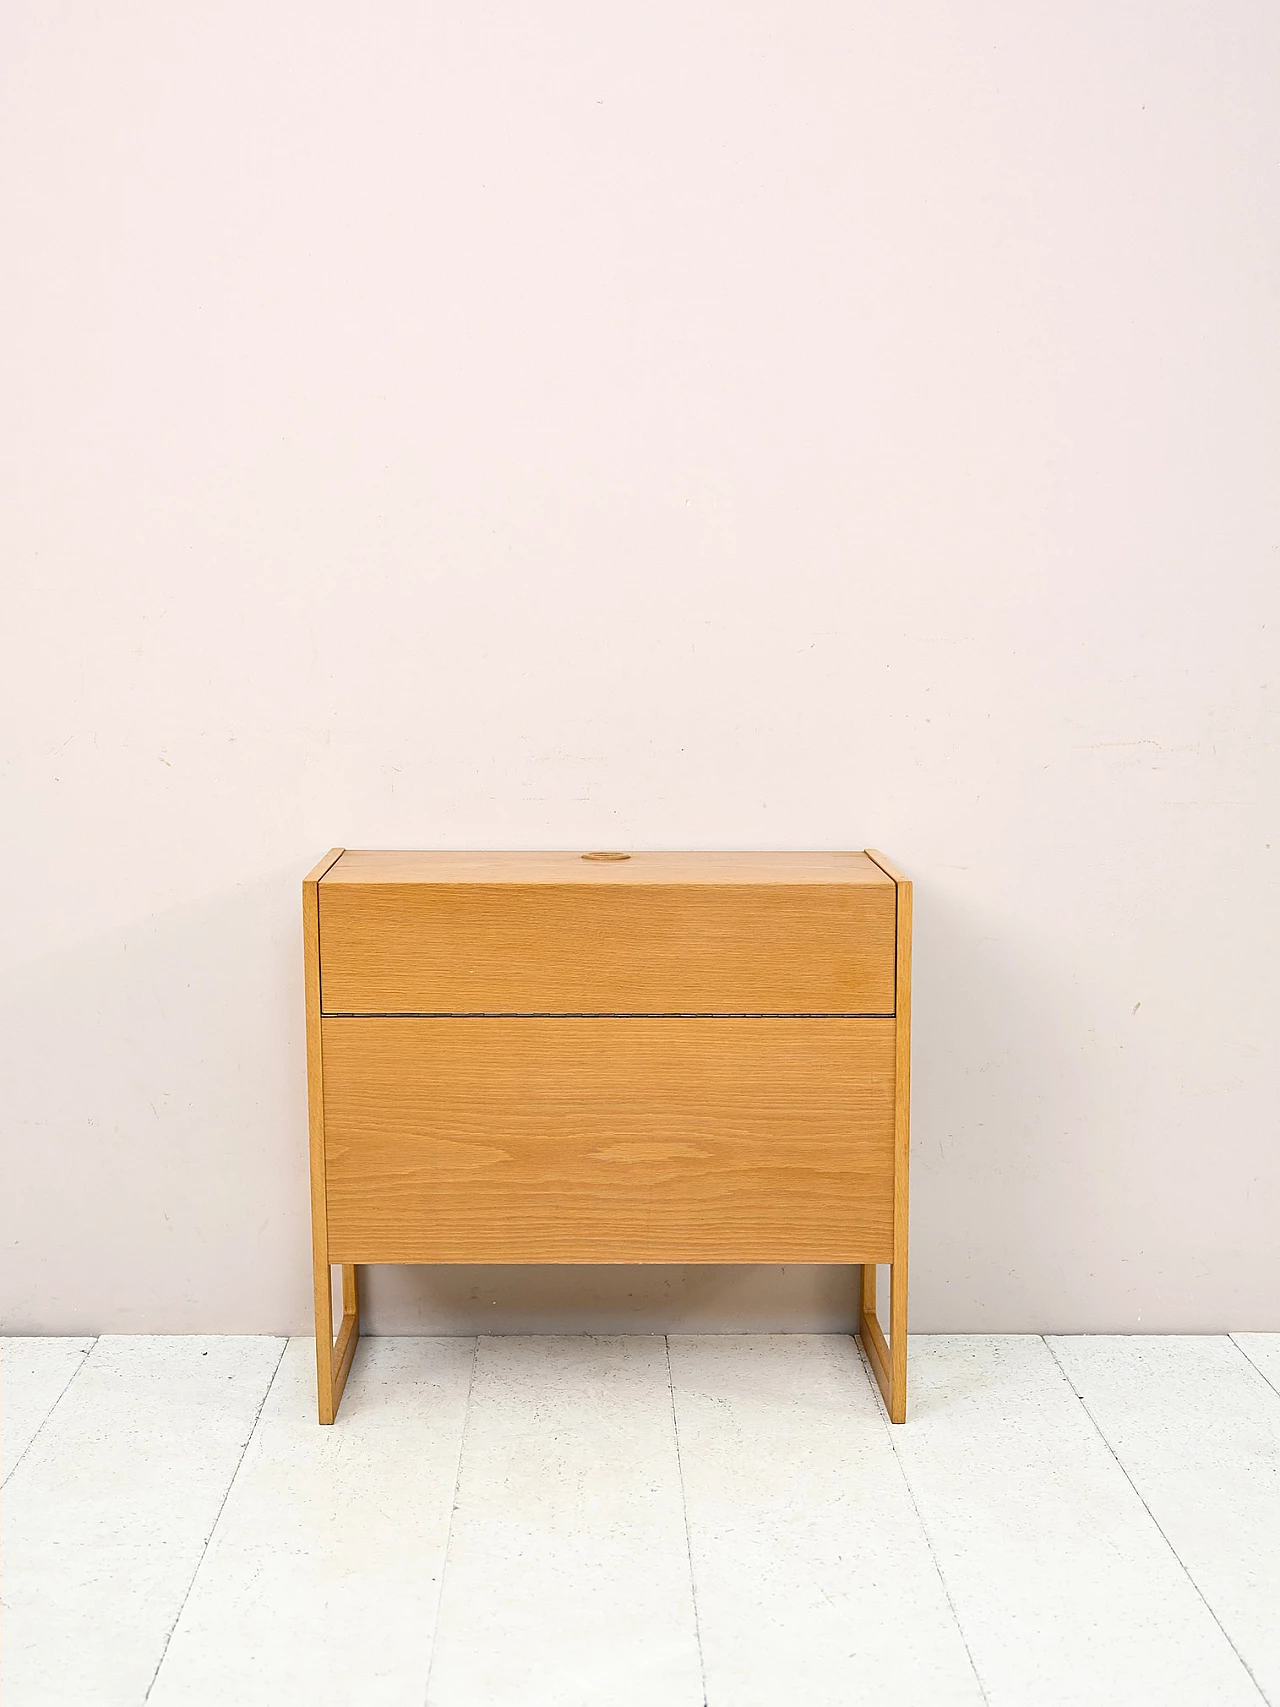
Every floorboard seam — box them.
[1042,1337,1272,1707]
[141,1335,290,1703]
[0,1336,97,1490]
[664,1336,710,1707]
[422,1334,481,1707]
[1230,1335,1280,1403]
[853,1334,992,1706]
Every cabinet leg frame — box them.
[314,1260,360,1424]
[859,1262,907,1424]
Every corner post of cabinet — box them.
[862,851,911,1423]
[304,848,358,1424]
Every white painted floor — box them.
[2,1334,1278,1707]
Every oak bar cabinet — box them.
[303,849,911,1423]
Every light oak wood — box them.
[304,848,359,1425]
[862,848,910,890]
[861,1290,893,1403]
[331,1270,359,1395]
[862,850,912,1422]
[319,857,896,1017]
[322,849,893,885]
[305,846,912,1423]
[322,1017,896,1265]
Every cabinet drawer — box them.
[318,851,896,1015]
[322,1016,895,1264]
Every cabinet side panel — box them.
[860,853,912,1419]
[893,878,912,1265]
[891,878,912,1410]
[304,853,344,1322]
[323,1017,895,1264]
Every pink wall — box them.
[2,2,1277,1332]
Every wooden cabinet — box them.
[304,850,911,1423]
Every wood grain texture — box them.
[890,873,912,1421]
[303,848,356,1424]
[322,1017,896,1264]
[863,850,911,1423]
[861,1298,893,1410]
[322,849,893,886]
[319,877,896,1016]
[330,1280,359,1405]
[304,848,349,889]
[861,848,910,889]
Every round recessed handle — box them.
[582,850,630,861]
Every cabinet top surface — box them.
[319,850,895,887]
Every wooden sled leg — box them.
[315,1258,359,1425]
[859,1260,907,1424]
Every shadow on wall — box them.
[911,877,1128,1333]
[0,867,314,1335]
[358,1263,863,1337]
